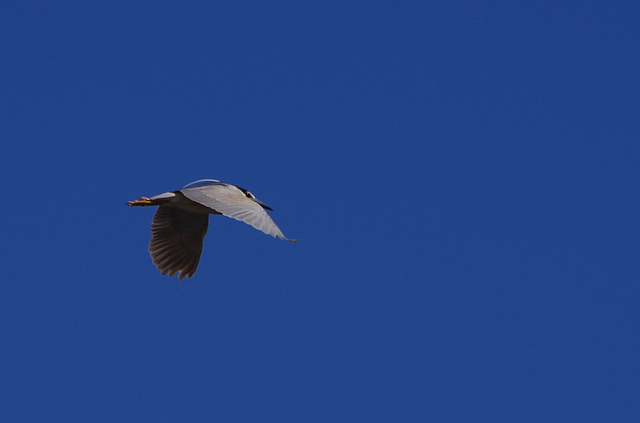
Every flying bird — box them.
[128,179,296,280]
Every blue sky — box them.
[2,1,638,421]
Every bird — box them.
[128,179,296,280]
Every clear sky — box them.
[2,1,638,422]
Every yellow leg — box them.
[127,197,154,206]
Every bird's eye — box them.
[237,186,256,200]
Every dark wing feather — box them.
[148,205,209,280]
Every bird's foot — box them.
[127,197,153,206]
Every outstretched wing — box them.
[180,183,291,240]
[148,205,209,280]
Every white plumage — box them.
[128,179,296,280]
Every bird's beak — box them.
[256,200,273,211]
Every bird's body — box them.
[128,179,295,280]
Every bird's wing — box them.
[149,205,209,280]
[180,183,289,240]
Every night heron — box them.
[128,179,296,280]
